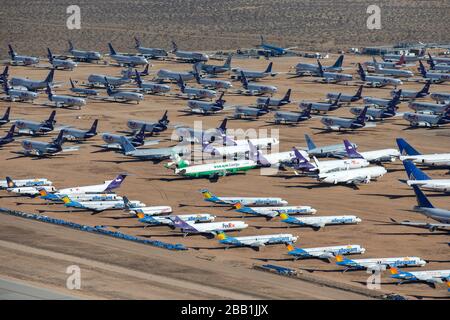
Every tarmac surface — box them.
[0,53,449,299]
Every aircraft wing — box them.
[249,241,266,248]
[61,146,80,152]
[345,176,369,185]
[389,218,450,231]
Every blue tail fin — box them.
[282,89,291,102]
[1,107,11,122]
[108,43,116,55]
[265,62,273,74]
[87,119,98,135]
[45,111,56,129]
[53,130,65,147]
[223,55,232,68]
[317,60,324,77]
[420,81,431,94]
[418,61,427,77]
[396,138,421,156]
[45,69,55,84]
[354,85,363,98]
[355,106,368,124]
[1,66,9,80]
[343,139,364,159]
[134,125,146,143]
[6,176,16,188]
[134,37,141,48]
[176,75,185,91]
[8,44,15,59]
[304,134,316,151]
[134,69,142,86]
[403,160,430,180]
[412,185,434,208]
[3,125,15,140]
[427,53,436,69]
[217,118,227,135]
[47,48,53,62]
[141,64,149,76]
[357,63,366,81]
[332,55,344,68]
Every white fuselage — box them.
[129,206,173,216]
[316,158,370,173]
[318,166,387,184]
[0,178,51,189]
[406,179,450,192]
[358,149,400,163]
[399,154,450,167]
[186,220,248,233]
[7,185,56,196]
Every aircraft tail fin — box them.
[388,89,402,110]
[332,93,342,106]
[355,85,363,98]
[216,92,225,108]
[285,243,296,252]
[264,62,273,74]
[355,106,368,124]
[317,60,324,77]
[332,55,344,68]
[343,139,364,159]
[119,136,136,154]
[1,107,11,122]
[396,138,421,156]
[141,64,149,76]
[301,104,312,118]
[170,216,198,233]
[61,196,73,205]
[159,110,169,126]
[282,89,291,102]
[87,119,99,135]
[397,54,406,66]
[134,37,141,48]
[3,124,15,140]
[200,189,219,202]
[104,77,114,95]
[176,75,185,91]
[122,195,131,209]
[171,41,178,53]
[292,147,315,171]
[1,66,9,80]
[420,80,431,94]
[134,69,143,86]
[223,55,232,69]
[134,125,146,143]
[45,111,56,130]
[216,231,228,241]
[8,44,16,59]
[418,60,427,77]
[108,43,116,55]
[45,69,55,84]
[6,176,16,188]
[412,185,434,209]
[69,78,76,89]
[427,53,436,69]
[47,48,53,62]
[239,71,248,88]
[217,118,227,135]
[53,130,65,147]
[403,160,430,181]
[279,213,290,221]
[105,174,127,192]
[45,83,53,99]
[304,134,316,151]
[68,40,74,52]
[357,63,366,81]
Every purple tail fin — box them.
[105,174,128,192]
[343,139,364,159]
[170,216,198,233]
[292,147,315,171]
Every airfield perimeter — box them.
[0,53,449,299]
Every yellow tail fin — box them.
[390,267,399,275]
[286,243,295,251]
[335,255,345,262]
[62,196,71,204]
[136,212,144,219]
[38,189,47,196]
[279,213,289,220]
[216,232,227,240]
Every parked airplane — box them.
[123,196,172,216]
[2,81,38,102]
[410,185,450,223]
[418,61,450,83]
[431,92,450,103]
[0,66,9,84]
[357,63,403,87]
[67,40,102,62]
[273,104,312,125]
[197,55,232,75]
[216,232,297,250]
[290,149,369,174]
[7,44,39,66]
[127,110,169,134]
[119,136,191,161]
[321,106,370,131]
[232,62,275,80]
[47,48,77,70]
[37,188,123,203]
[45,84,86,108]
[396,138,450,167]
[257,89,291,108]
[87,73,131,87]
[58,174,127,194]
[233,98,270,119]
[294,55,344,75]
[202,136,281,158]
[170,41,208,63]
[107,43,148,67]
[0,125,15,146]
[286,243,365,261]
[187,92,225,114]
[390,81,430,100]
[134,37,168,58]
[175,118,227,143]
[258,35,297,56]
[350,101,398,121]
[136,213,214,226]
[155,69,195,82]
[5,177,56,196]
[317,165,387,185]
[21,130,76,157]
[234,202,316,219]
[343,139,399,163]
[62,196,143,213]
[383,52,422,62]
[390,267,450,287]
[280,213,361,230]
[69,79,98,97]
[101,126,151,150]
[335,255,426,271]
[403,110,450,127]
[176,75,216,100]
[427,53,450,65]
[316,60,353,83]
[408,101,449,114]
[373,60,413,78]
[402,160,450,193]
[326,85,363,103]
[200,189,288,206]
[62,120,98,141]
[365,54,407,69]
[363,89,402,108]
[299,93,341,113]
[10,69,55,91]
[302,134,351,158]
[0,176,52,189]
[104,78,144,103]
[170,216,248,236]
[134,70,170,94]
[15,111,56,135]
[239,72,277,96]
[193,65,232,89]
[427,53,450,72]
[122,65,150,79]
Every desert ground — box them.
[1,0,450,57]
[0,52,449,300]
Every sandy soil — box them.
[0,53,449,299]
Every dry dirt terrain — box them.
[1,0,450,57]
[0,53,449,300]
